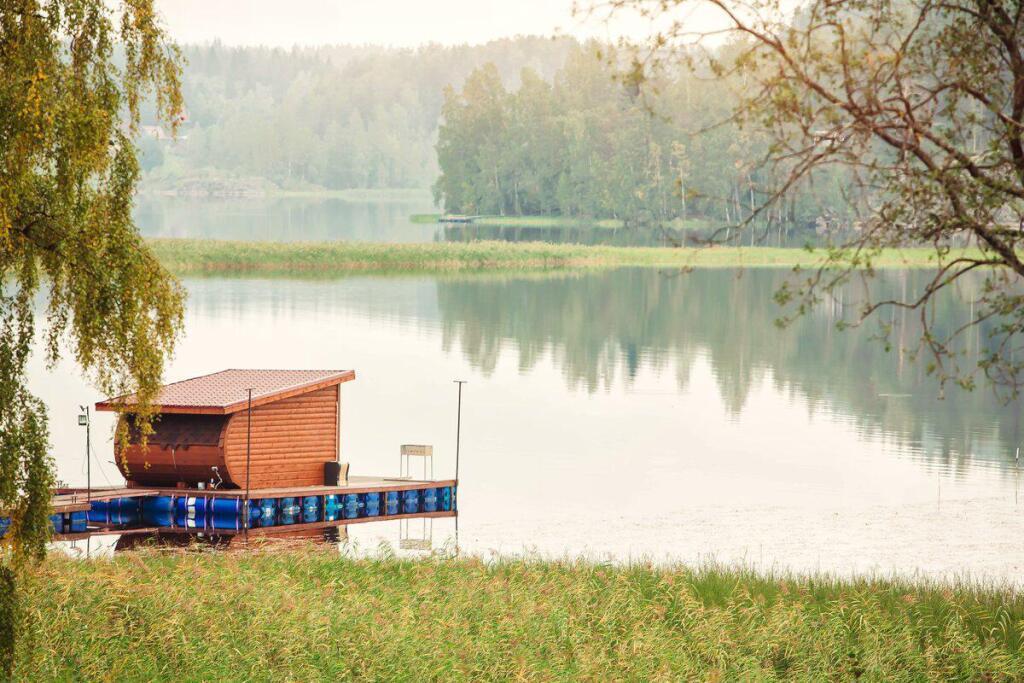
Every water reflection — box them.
[134,194,438,243]
[133,195,838,247]
[432,269,1023,472]
[53,517,455,560]
[33,267,1024,580]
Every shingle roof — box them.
[95,369,355,414]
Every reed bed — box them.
[149,238,961,276]
[18,549,1024,680]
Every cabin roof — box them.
[95,369,355,415]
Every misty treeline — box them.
[140,38,575,191]
[434,42,857,225]
[143,37,852,227]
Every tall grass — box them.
[18,549,1024,680]
[148,238,962,276]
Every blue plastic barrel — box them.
[50,514,63,533]
[68,511,88,533]
[0,517,9,538]
[210,498,243,530]
[248,500,262,528]
[323,494,341,522]
[385,491,400,516]
[258,498,278,527]
[422,488,438,513]
[364,492,381,517]
[175,496,208,529]
[279,497,300,525]
[440,487,453,512]
[342,493,361,520]
[302,496,321,523]
[142,496,175,526]
[402,489,420,514]
[109,498,141,526]
[87,500,110,524]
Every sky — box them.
[153,0,718,48]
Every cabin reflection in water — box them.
[113,524,350,551]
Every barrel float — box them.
[142,496,176,526]
[422,488,438,513]
[440,486,453,512]
[258,498,278,527]
[50,513,63,533]
[364,492,381,517]
[248,500,262,528]
[401,489,420,514]
[175,496,209,529]
[302,496,321,523]
[0,517,9,538]
[68,511,88,533]
[87,500,109,524]
[324,494,341,522]
[109,498,141,526]
[385,491,400,516]
[209,498,242,530]
[343,493,361,520]
[279,497,300,525]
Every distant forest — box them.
[141,37,851,225]
[434,43,856,226]
[140,38,575,192]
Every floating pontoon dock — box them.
[48,476,457,539]
[33,368,459,541]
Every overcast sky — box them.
[154,0,716,48]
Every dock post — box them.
[453,380,466,484]
[244,388,253,539]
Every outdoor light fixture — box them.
[78,405,91,500]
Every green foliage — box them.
[17,550,1024,680]
[139,38,575,192]
[146,238,956,275]
[434,43,852,226]
[607,0,1024,396]
[0,0,185,670]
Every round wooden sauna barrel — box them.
[113,385,344,488]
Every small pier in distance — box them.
[41,369,458,542]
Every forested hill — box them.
[139,37,575,192]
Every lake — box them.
[133,194,833,247]
[36,266,1024,582]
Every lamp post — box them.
[77,406,90,501]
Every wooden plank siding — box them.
[222,386,339,489]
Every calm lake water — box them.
[36,267,1024,582]
[133,194,827,247]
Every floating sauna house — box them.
[95,369,355,489]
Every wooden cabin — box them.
[96,369,355,489]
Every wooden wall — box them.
[222,385,339,489]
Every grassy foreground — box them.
[18,550,1024,680]
[149,238,961,276]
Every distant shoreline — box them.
[149,238,965,276]
[137,187,432,202]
